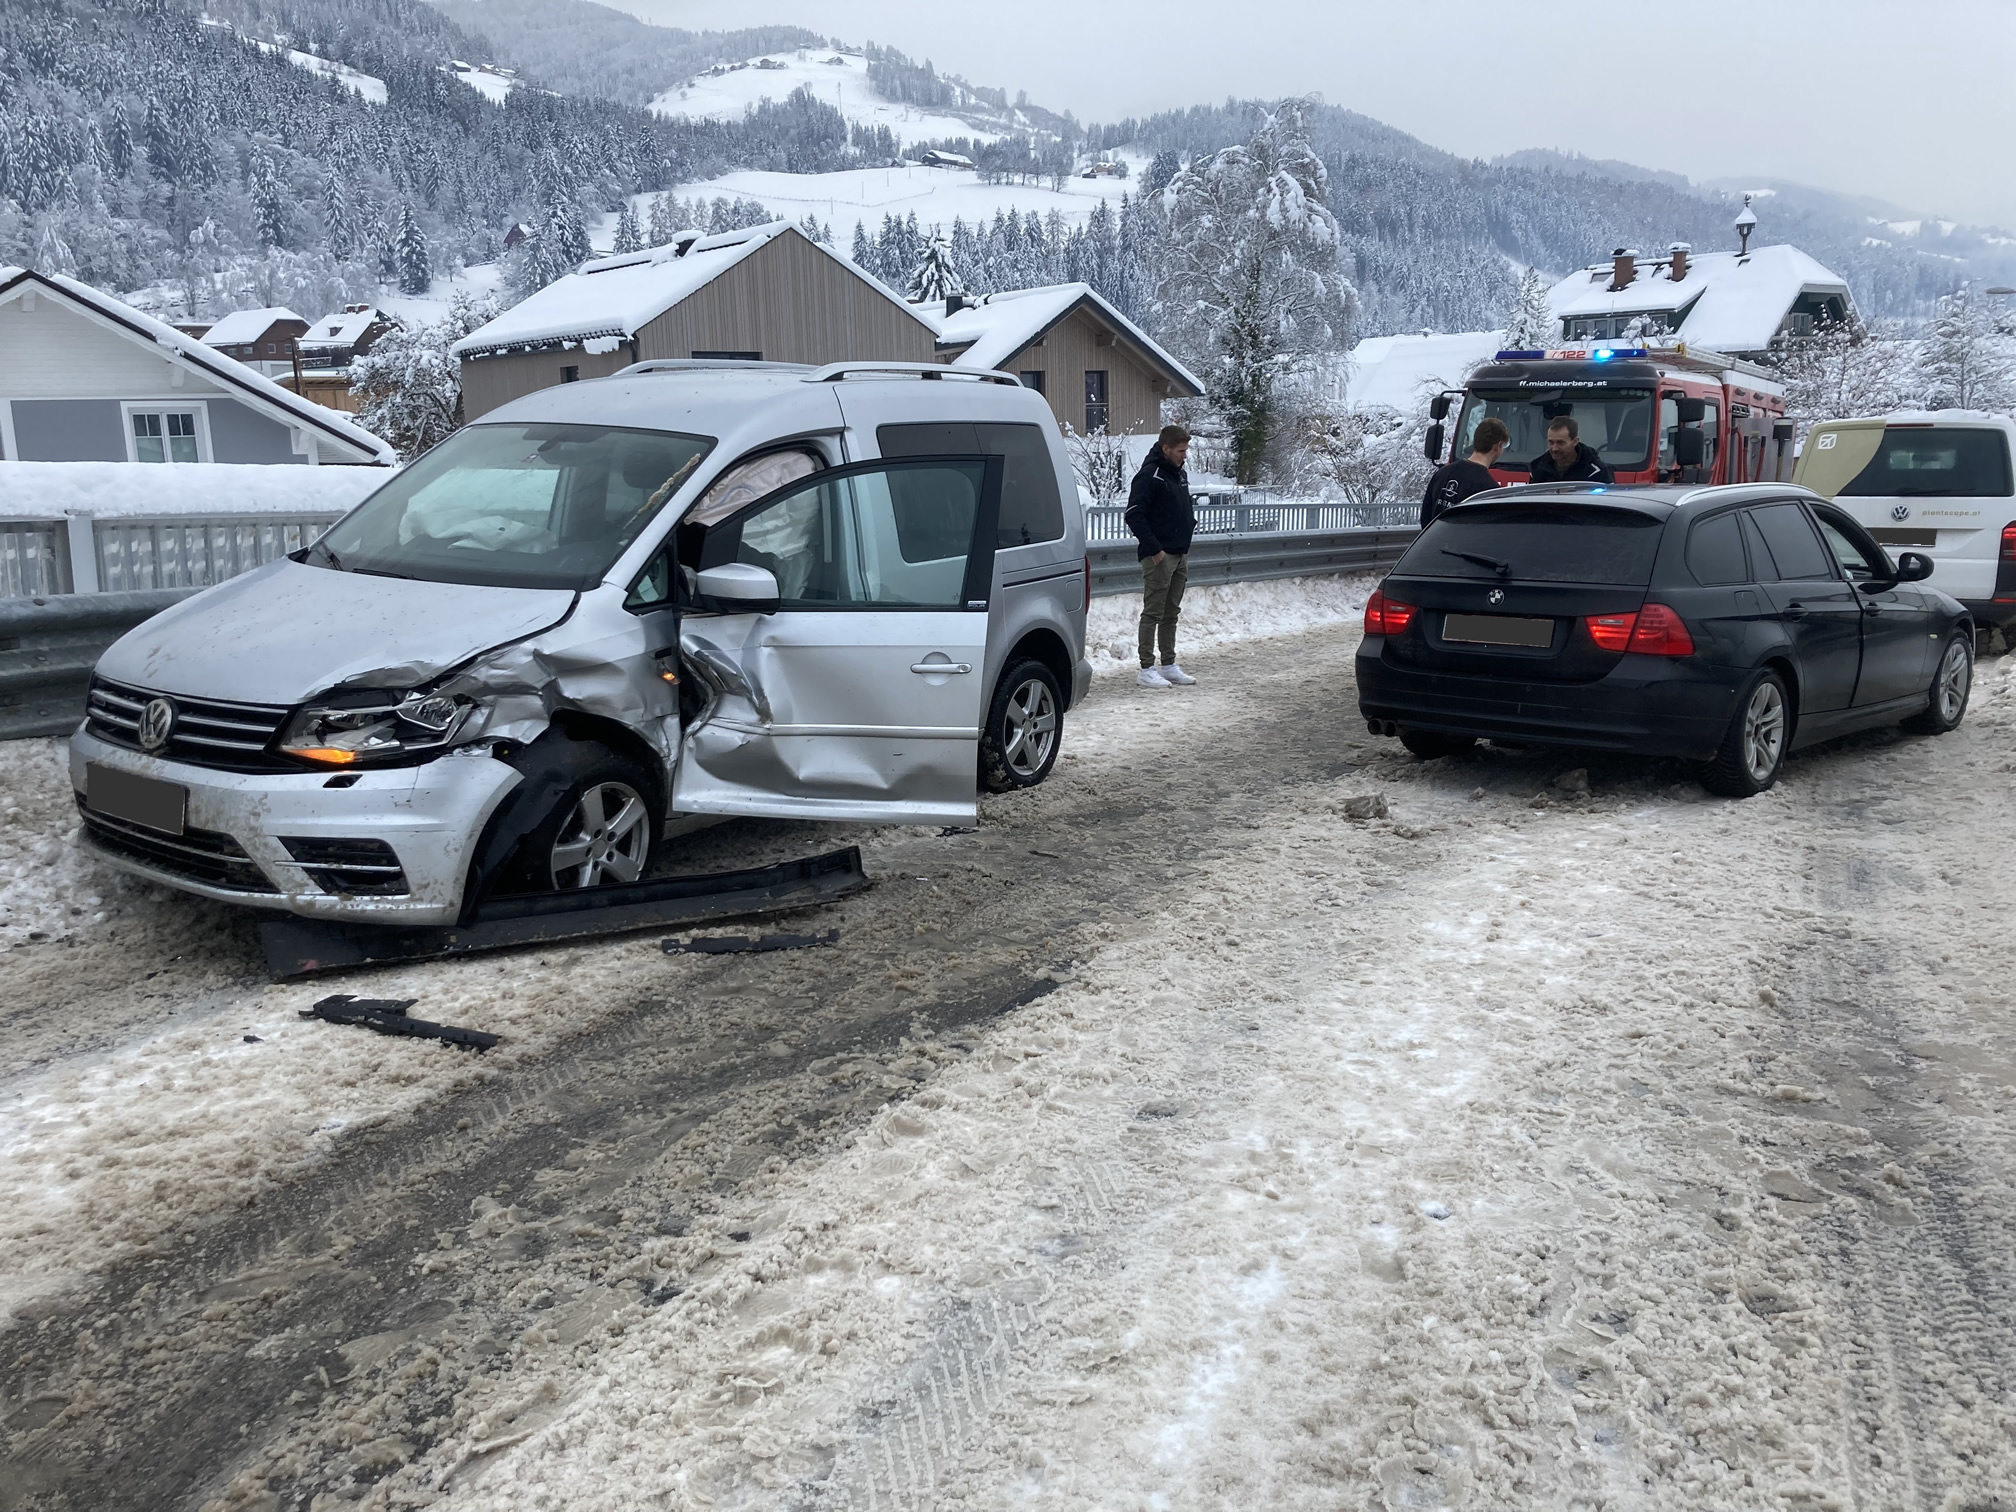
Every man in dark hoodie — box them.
[1123,424,1196,688]
[1528,416,1614,485]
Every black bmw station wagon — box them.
[1356,484,1974,796]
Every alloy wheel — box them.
[549,781,650,889]
[1936,640,1971,723]
[1001,677,1059,779]
[1742,680,1786,784]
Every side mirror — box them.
[1894,551,1935,583]
[1423,423,1446,464]
[1428,393,1452,421]
[1671,428,1707,467]
[1674,396,1706,424]
[694,562,780,614]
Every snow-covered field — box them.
[4,580,2015,1509]
[649,51,1010,148]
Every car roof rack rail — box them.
[804,361,1024,387]
[614,358,811,377]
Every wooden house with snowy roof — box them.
[452,222,939,418]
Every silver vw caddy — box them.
[70,362,1093,924]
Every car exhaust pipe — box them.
[1367,719,1400,737]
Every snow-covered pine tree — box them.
[83,116,112,182]
[906,234,964,304]
[1918,284,2016,412]
[352,291,499,460]
[1503,266,1554,349]
[394,202,430,295]
[35,216,76,277]
[797,214,831,246]
[647,193,679,247]
[251,151,288,250]
[321,165,353,261]
[107,101,133,179]
[1156,100,1357,483]
[850,219,873,271]
[1767,317,1909,433]
[1143,149,1181,197]
[613,201,644,254]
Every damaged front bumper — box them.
[70,729,523,924]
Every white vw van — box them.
[1796,412,2016,631]
[71,362,1093,925]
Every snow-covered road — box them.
[3,596,2014,1511]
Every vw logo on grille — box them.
[1487,588,1505,605]
[1891,503,1911,522]
[137,697,177,752]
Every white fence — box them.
[0,513,343,598]
[1086,494,1420,545]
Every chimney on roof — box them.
[1735,194,1758,257]
[1610,248,1639,292]
[1668,242,1691,282]
[945,293,969,316]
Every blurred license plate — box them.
[87,764,187,835]
[1443,613,1554,648]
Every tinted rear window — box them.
[879,422,1065,547]
[1398,504,1665,585]
[1687,511,1749,585]
[1837,428,2014,498]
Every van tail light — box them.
[2001,523,2016,561]
[1584,603,1695,656]
[1363,588,1417,637]
[1083,554,1092,611]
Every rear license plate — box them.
[86,764,187,836]
[1442,613,1555,648]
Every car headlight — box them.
[278,692,476,767]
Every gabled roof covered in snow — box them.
[0,268,396,465]
[201,305,308,346]
[453,221,934,358]
[921,283,1205,397]
[304,306,395,348]
[1547,244,1852,354]
[1344,331,1505,412]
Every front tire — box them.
[981,659,1063,792]
[1700,670,1789,797]
[1901,632,1971,735]
[506,743,663,893]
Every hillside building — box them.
[201,307,311,377]
[1546,241,1852,359]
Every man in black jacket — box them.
[1421,417,1509,527]
[1528,416,1615,484]
[1124,424,1197,688]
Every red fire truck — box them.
[1424,343,1797,487]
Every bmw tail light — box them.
[1583,604,1694,656]
[1364,588,1417,637]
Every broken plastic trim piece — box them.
[663,928,839,956]
[302,994,502,1051]
[260,847,870,980]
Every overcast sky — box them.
[619,0,2016,228]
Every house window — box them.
[1083,370,1109,433]
[131,410,202,464]
[560,365,580,383]
[1018,371,1046,395]
[266,342,277,354]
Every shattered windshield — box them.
[308,424,714,590]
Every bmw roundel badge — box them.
[1487,588,1505,605]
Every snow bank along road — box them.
[3,586,2015,1511]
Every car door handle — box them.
[1782,603,1808,619]
[911,660,972,674]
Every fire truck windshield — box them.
[1455,388,1655,471]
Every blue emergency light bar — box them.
[1493,347,1651,362]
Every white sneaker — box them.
[1137,667,1171,689]
[1160,663,1196,685]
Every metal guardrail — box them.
[0,589,197,740]
[1086,498,1419,544]
[1,525,1421,742]
[0,513,342,598]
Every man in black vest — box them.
[1421,417,1509,527]
[1125,424,1198,688]
[1529,416,1615,484]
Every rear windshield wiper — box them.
[1441,548,1512,577]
